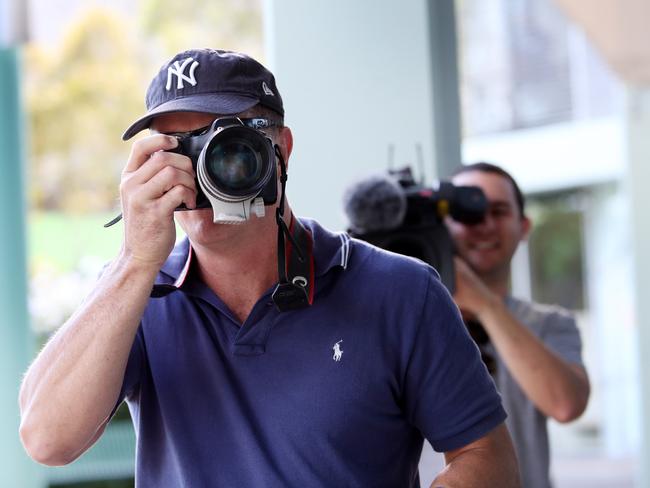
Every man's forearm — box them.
[432,451,518,488]
[19,253,157,465]
[432,424,520,488]
[478,299,589,422]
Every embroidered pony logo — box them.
[332,340,343,362]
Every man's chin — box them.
[463,253,501,276]
[176,208,215,234]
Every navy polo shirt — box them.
[118,218,505,487]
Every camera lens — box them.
[205,139,262,192]
[196,124,275,202]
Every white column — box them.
[625,86,650,488]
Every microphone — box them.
[342,174,407,234]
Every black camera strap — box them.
[272,146,314,312]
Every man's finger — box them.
[124,134,179,173]
[157,185,198,214]
[140,166,197,201]
[130,151,195,186]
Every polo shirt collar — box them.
[300,217,351,277]
[156,216,352,290]
[159,237,193,288]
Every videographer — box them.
[18,49,519,487]
[446,162,590,488]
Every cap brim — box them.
[122,93,260,140]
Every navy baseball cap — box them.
[122,48,284,140]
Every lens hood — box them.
[197,122,275,202]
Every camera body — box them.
[171,117,278,224]
[347,167,487,292]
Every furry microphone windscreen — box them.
[343,175,407,234]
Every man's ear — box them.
[520,216,532,241]
[278,126,293,169]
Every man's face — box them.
[149,110,292,247]
[445,170,530,279]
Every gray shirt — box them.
[486,296,585,488]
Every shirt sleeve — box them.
[403,270,507,453]
[109,326,145,416]
[540,309,584,367]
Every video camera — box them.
[343,167,487,292]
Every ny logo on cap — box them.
[166,57,199,91]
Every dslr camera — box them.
[344,167,487,292]
[171,117,281,224]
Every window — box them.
[527,192,587,310]
[456,0,622,136]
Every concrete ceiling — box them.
[554,0,650,86]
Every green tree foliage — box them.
[138,0,263,61]
[25,9,145,212]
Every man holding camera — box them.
[446,162,590,488]
[19,49,519,487]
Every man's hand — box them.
[452,257,499,320]
[120,134,197,267]
[432,424,520,487]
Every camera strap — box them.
[272,146,314,312]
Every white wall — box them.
[264,0,438,231]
